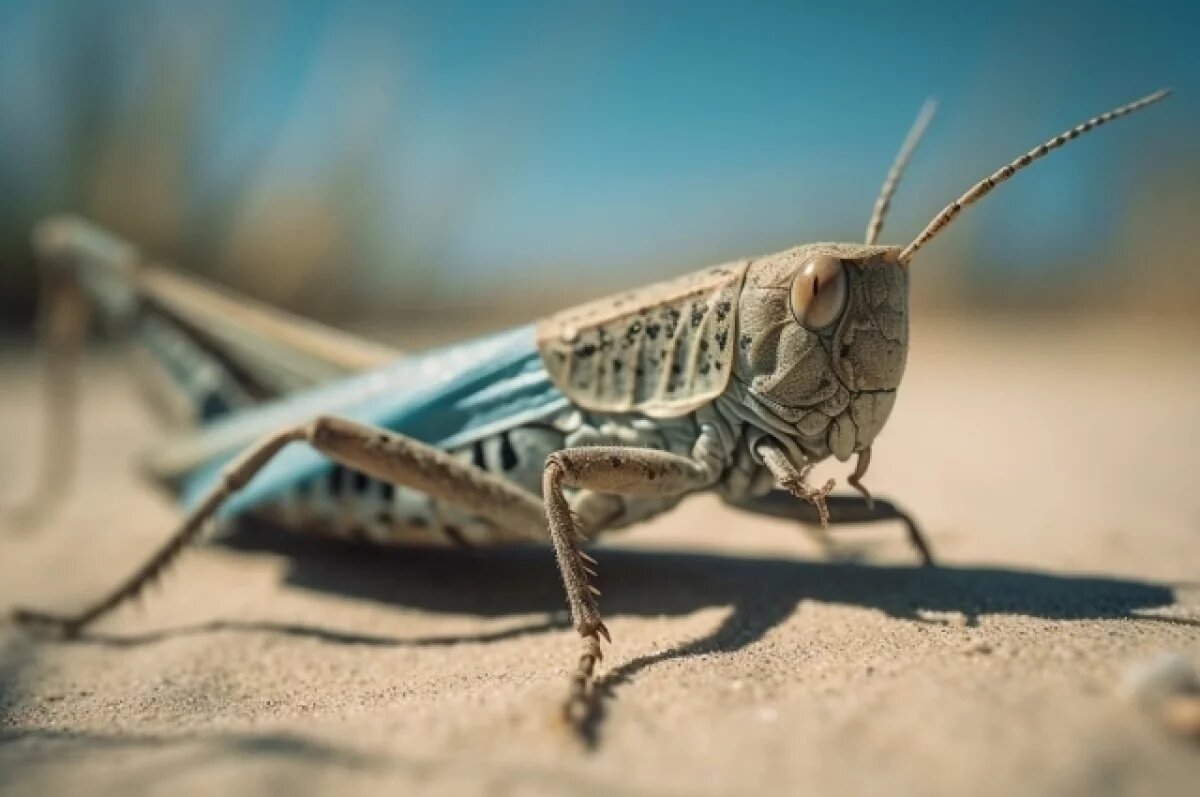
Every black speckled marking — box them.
[538,259,748,414]
[499,432,519,471]
[329,465,346,494]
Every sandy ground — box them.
[0,318,1198,796]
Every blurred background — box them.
[1,9,1199,792]
[0,0,1196,337]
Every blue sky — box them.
[0,0,1195,299]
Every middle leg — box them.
[542,444,719,723]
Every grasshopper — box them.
[8,90,1168,724]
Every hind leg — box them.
[13,415,546,636]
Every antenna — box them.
[865,99,937,245]
[898,89,1169,265]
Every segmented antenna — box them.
[899,89,1169,264]
[865,99,937,245]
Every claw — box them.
[781,475,835,528]
[561,632,606,733]
[805,495,829,527]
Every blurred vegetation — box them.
[0,2,1196,336]
[0,3,431,332]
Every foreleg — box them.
[729,490,934,565]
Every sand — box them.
[1,318,1198,796]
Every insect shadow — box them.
[62,523,1190,746]
[212,524,1185,630]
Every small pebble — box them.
[1123,652,1199,707]
[1122,651,1200,742]
[1161,697,1200,740]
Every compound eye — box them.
[790,255,847,330]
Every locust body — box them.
[38,225,908,551]
[8,90,1169,727]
